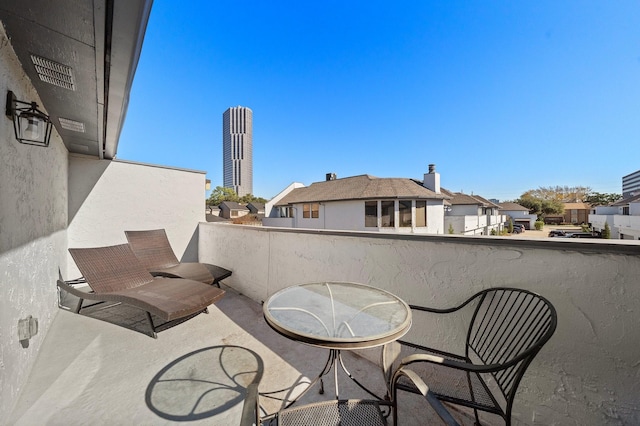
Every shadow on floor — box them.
[145,345,262,421]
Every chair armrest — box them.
[399,353,503,373]
[410,291,483,315]
[240,383,260,426]
[409,304,460,314]
[393,367,460,426]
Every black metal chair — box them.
[241,343,462,426]
[395,287,557,426]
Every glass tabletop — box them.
[263,282,412,349]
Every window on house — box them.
[416,200,427,227]
[280,207,294,218]
[231,210,238,217]
[365,201,378,227]
[399,200,412,227]
[303,203,319,219]
[381,201,395,227]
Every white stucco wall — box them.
[0,27,69,417]
[614,215,640,240]
[200,223,640,425]
[66,157,206,278]
[451,204,481,216]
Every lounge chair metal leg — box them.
[145,312,158,339]
[75,298,84,313]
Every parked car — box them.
[508,223,525,233]
[570,232,599,238]
[548,230,567,237]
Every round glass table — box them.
[263,282,412,400]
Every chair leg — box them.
[145,312,158,339]
[474,408,482,426]
[75,298,84,313]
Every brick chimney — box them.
[423,164,440,194]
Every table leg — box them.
[336,350,385,400]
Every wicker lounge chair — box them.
[59,243,225,338]
[125,229,232,287]
[395,287,557,425]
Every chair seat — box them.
[396,345,501,415]
[271,400,388,426]
[106,277,225,321]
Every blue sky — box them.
[118,1,640,201]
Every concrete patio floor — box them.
[9,285,475,425]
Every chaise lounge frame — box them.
[59,243,225,338]
[125,229,232,287]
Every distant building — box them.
[441,189,504,235]
[622,169,640,198]
[247,202,265,216]
[263,169,449,234]
[219,201,250,220]
[499,202,537,230]
[223,106,253,197]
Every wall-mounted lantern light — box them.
[5,90,52,147]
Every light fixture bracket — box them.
[5,90,53,147]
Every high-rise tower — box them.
[222,106,253,197]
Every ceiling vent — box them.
[70,143,89,152]
[30,54,75,91]
[59,117,85,133]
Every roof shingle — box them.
[275,175,448,206]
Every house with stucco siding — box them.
[263,166,449,234]
[440,189,504,235]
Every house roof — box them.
[219,201,248,210]
[499,202,530,211]
[440,188,499,207]
[563,202,592,210]
[275,175,448,206]
[248,202,265,210]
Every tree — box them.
[540,199,564,216]
[207,186,239,206]
[584,192,622,206]
[521,186,591,203]
[602,222,611,239]
[206,186,268,206]
[516,195,564,218]
[239,193,268,204]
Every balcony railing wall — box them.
[199,222,640,425]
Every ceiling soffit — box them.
[0,0,152,159]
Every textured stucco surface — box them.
[200,223,640,425]
[0,28,69,417]
[66,156,206,278]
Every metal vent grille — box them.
[30,55,75,90]
[59,117,85,133]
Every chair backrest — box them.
[465,288,557,403]
[125,229,180,269]
[69,244,154,293]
